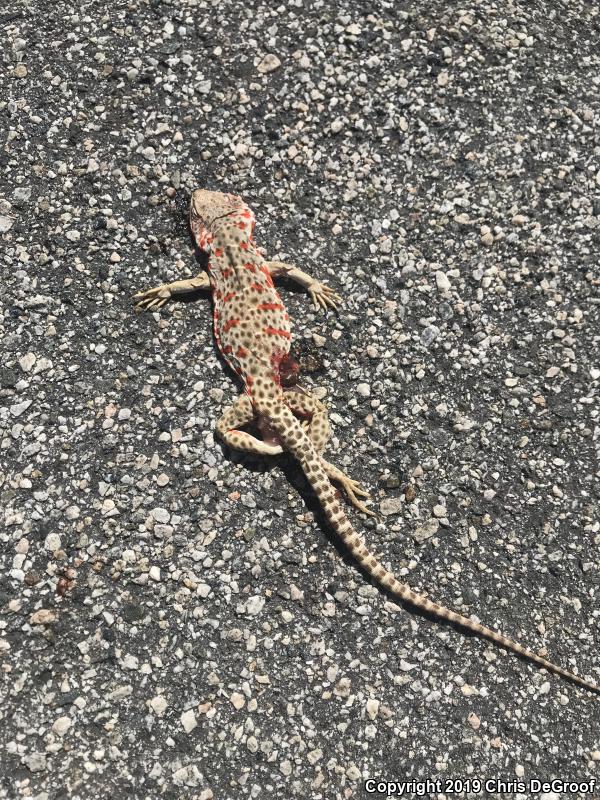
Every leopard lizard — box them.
[133,189,598,694]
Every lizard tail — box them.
[271,407,599,694]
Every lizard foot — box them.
[132,285,172,311]
[322,461,375,517]
[308,281,342,312]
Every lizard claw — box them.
[308,282,342,312]
[322,461,375,516]
[133,285,172,312]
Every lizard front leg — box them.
[264,260,342,311]
[133,273,210,311]
[216,395,284,456]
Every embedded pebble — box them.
[435,271,451,292]
[151,508,170,523]
[181,709,197,733]
[379,497,403,516]
[0,216,13,233]
[52,716,72,736]
[412,519,439,543]
[243,595,265,616]
[257,54,281,74]
[230,692,245,710]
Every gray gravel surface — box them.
[1,1,599,798]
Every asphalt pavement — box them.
[1,1,599,798]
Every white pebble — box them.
[257,54,281,74]
[45,533,61,551]
[150,695,168,716]
[52,716,72,736]
[19,352,36,372]
[181,709,197,733]
[151,507,170,523]
[245,595,265,616]
[435,271,451,292]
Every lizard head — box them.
[190,189,253,250]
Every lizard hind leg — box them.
[283,389,331,453]
[216,395,284,456]
[284,389,374,515]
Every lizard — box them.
[133,189,598,695]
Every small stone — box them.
[11,399,32,417]
[279,759,292,776]
[379,497,403,516]
[22,753,46,772]
[230,692,245,710]
[330,118,345,134]
[244,595,265,616]
[356,383,370,398]
[150,695,168,715]
[467,712,480,730]
[151,507,170,523]
[149,566,161,581]
[257,54,281,74]
[52,716,72,736]
[172,765,203,787]
[512,214,527,226]
[365,698,379,720]
[65,229,80,241]
[412,519,439,543]
[432,504,446,518]
[421,325,440,347]
[142,146,155,161]
[13,186,32,204]
[121,654,139,670]
[45,532,61,551]
[30,609,57,625]
[515,764,525,778]
[181,709,197,733]
[435,271,451,292]
[19,352,36,372]
[14,64,28,78]
[0,216,14,233]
